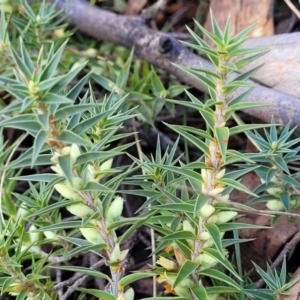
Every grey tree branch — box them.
[51,0,300,132]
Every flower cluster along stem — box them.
[192,52,229,264]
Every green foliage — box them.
[0,2,299,300]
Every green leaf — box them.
[151,203,194,213]
[54,104,102,121]
[173,64,216,90]
[228,47,268,58]
[31,129,50,167]
[194,194,210,218]
[210,10,224,42]
[36,111,50,130]
[92,74,116,92]
[152,164,203,183]
[227,23,256,49]
[199,269,241,290]
[28,200,76,218]
[67,72,90,101]
[216,178,257,197]
[243,289,275,300]
[229,65,263,83]
[224,81,254,95]
[75,288,116,300]
[205,224,223,255]
[36,76,65,92]
[161,230,197,241]
[83,182,112,193]
[117,48,134,88]
[118,272,157,288]
[12,174,58,182]
[279,192,290,212]
[71,109,113,135]
[0,115,39,132]
[49,62,87,94]
[173,260,199,288]
[75,151,121,166]
[167,124,209,156]
[166,124,213,141]
[20,38,34,74]
[107,215,151,231]
[229,124,275,136]
[42,93,73,104]
[40,40,68,81]
[202,248,241,281]
[190,285,208,300]
[59,237,106,257]
[215,127,229,163]
[151,68,165,95]
[193,19,224,49]
[51,265,111,282]
[11,47,32,79]
[57,130,92,146]
[218,223,270,232]
[58,154,73,185]
[206,286,239,295]
[224,165,259,180]
[234,49,269,69]
[37,221,82,231]
[223,17,231,45]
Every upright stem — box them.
[192,53,229,267]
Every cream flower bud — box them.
[124,288,134,300]
[157,256,178,271]
[200,204,215,217]
[51,151,60,163]
[199,231,211,241]
[110,243,129,263]
[70,177,84,190]
[100,159,113,172]
[106,196,124,222]
[202,238,214,248]
[54,183,79,200]
[267,187,282,197]
[80,227,105,245]
[195,253,217,266]
[87,165,96,182]
[220,194,230,202]
[201,169,207,182]
[208,188,224,197]
[61,146,71,156]
[50,165,64,176]
[66,203,95,218]
[266,200,284,211]
[117,292,125,300]
[216,211,237,224]
[44,230,59,241]
[29,224,40,243]
[183,220,195,248]
[183,220,195,234]
[215,169,226,180]
[51,144,80,165]
[69,144,81,164]
[206,215,218,224]
[16,205,30,222]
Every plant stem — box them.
[192,53,229,271]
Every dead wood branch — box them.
[51,0,300,132]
